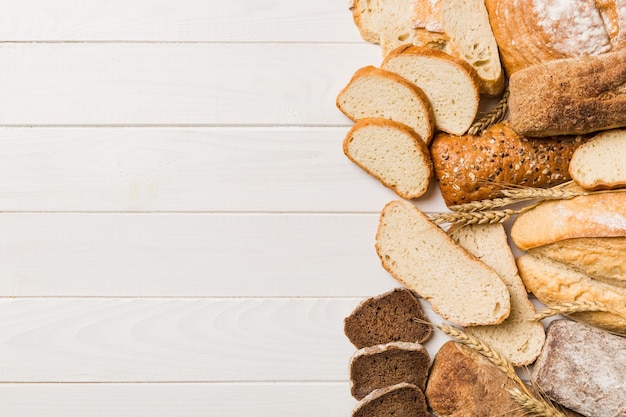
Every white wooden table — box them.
[0,2,450,415]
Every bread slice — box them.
[510,190,626,251]
[375,200,510,326]
[449,224,545,366]
[336,66,435,144]
[569,128,626,190]
[344,287,432,349]
[352,382,429,417]
[381,45,480,135]
[349,341,430,400]
[343,118,433,199]
[517,253,626,335]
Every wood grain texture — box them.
[0,43,380,126]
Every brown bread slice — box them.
[344,287,432,349]
[352,382,429,417]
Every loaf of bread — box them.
[343,118,433,200]
[336,66,435,144]
[381,45,480,136]
[569,128,626,190]
[375,200,510,326]
[449,224,545,366]
[349,341,430,400]
[430,122,582,207]
[352,382,429,417]
[531,319,626,417]
[508,49,626,137]
[344,288,432,349]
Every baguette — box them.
[569,128,626,190]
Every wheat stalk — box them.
[532,301,612,321]
[429,209,517,226]
[467,87,509,136]
[507,388,567,417]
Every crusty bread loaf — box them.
[375,200,510,326]
[349,341,430,400]
[336,66,435,144]
[381,45,480,136]
[449,224,545,366]
[344,287,432,349]
[529,237,626,288]
[430,122,582,207]
[352,382,429,417]
[343,118,433,200]
[531,319,626,417]
[569,128,626,190]
[517,253,626,335]
[508,49,626,137]
[511,190,626,251]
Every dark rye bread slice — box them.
[344,288,432,349]
[531,319,626,417]
[352,383,429,417]
[349,341,430,400]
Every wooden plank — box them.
[0,382,354,417]
[0,43,380,126]
[0,213,400,297]
[0,0,361,42]
[0,127,446,213]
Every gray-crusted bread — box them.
[352,382,429,417]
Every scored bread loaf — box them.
[508,49,626,137]
[336,66,435,144]
[430,122,582,207]
[449,224,545,366]
[375,200,510,326]
[352,382,429,417]
[382,45,480,135]
[569,128,626,190]
[343,118,433,200]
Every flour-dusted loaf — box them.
[336,66,435,144]
[532,319,626,417]
[344,287,432,349]
[449,224,545,366]
[375,200,510,326]
[349,341,430,400]
[430,122,582,207]
[517,253,626,335]
[508,49,626,137]
[352,382,429,417]
[511,190,626,251]
[569,128,626,190]
[381,45,480,136]
[343,118,433,200]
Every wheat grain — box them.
[532,301,612,321]
[429,209,516,226]
[507,388,567,417]
[467,88,509,136]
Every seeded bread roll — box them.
[430,122,582,207]
[349,341,430,400]
[344,288,432,349]
[569,128,626,190]
[352,383,429,417]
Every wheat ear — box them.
[532,301,612,321]
[507,388,567,417]
[429,209,517,226]
[467,87,509,136]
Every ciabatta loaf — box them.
[430,122,582,207]
[569,128,626,190]
[375,200,510,326]
[508,49,626,136]
[382,45,480,135]
[511,190,626,251]
[336,66,435,144]
[343,118,433,200]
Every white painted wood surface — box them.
[0,1,447,416]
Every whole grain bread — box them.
[508,49,626,136]
[375,200,510,326]
[569,128,626,190]
[381,45,480,136]
[449,224,545,366]
[531,319,626,417]
[349,341,430,400]
[336,66,435,144]
[343,118,433,200]
[430,122,582,207]
[344,287,432,349]
[352,382,429,417]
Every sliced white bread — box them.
[375,200,510,326]
[343,118,433,200]
[569,128,626,190]
[382,45,480,135]
[336,66,435,144]
[449,224,545,366]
